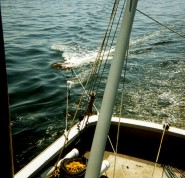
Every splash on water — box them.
[51,43,114,69]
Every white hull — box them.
[14,115,185,178]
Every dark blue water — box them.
[1,0,185,173]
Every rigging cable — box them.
[113,48,129,178]
[151,123,170,178]
[136,9,185,39]
[63,0,125,126]
[136,9,185,177]
[87,0,122,95]
[70,0,120,116]
[94,0,126,96]
[52,0,123,165]
[72,69,99,114]
[107,136,125,177]
[50,2,185,177]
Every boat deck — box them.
[85,151,183,178]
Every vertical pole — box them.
[0,4,14,178]
[85,0,138,177]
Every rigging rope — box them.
[136,9,185,39]
[87,0,121,95]
[64,0,125,125]
[63,0,128,131]
[72,69,99,114]
[151,123,170,178]
[135,8,185,178]
[50,1,185,177]
[113,48,129,178]
[108,136,125,177]
[52,0,124,171]
[94,0,126,97]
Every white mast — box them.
[84,0,138,177]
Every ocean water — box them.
[1,0,185,173]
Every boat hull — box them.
[14,115,185,178]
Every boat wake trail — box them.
[51,44,114,70]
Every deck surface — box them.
[85,151,182,178]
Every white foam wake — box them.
[51,44,114,69]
